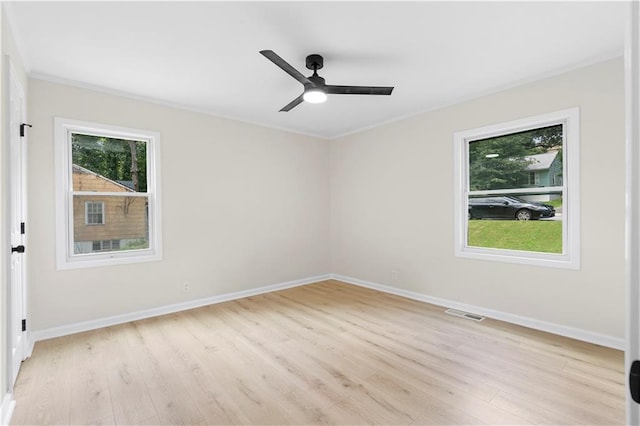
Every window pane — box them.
[85,201,104,225]
[468,125,562,191]
[73,195,149,254]
[466,125,564,254]
[72,133,147,193]
[467,192,562,254]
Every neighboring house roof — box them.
[116,180,135,190]
[525,151,559,171]
[72,164,135,192]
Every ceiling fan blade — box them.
[260,50,312,86]
[326,85,394,96]
[279,94,304,112]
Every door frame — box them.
[626,1,640,424]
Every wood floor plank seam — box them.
[10,280,625,425]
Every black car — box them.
[468,195,556,220]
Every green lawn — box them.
[468,220,562,253]
[545,198,563,208]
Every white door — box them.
[627,1,640,424]
[7,59,27,388]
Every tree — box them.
[71,134,147,192]
[529,124,563,151]
[127,140,139,191]
[468,125,562,191]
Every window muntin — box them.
[454,108,580,269]
[55,118,162,269]
[85,201,104,225]
[90,240,121,253]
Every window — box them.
[454,108,580,269]
[55,118,162,269]
[85,201,104,225]
[92,240,120,252]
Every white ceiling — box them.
[5,1,626,139]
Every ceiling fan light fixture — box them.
[259,50,394,111]
[303,88,327,104]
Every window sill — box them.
[456,246,580,270]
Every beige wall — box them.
[330,58,626,339]
[27,79,331,330]
[26,57,625,343]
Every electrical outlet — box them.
[391,270,398,281]
[182,282,190,293]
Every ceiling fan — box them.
[260,50,394,112]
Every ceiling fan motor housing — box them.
[306,54,324,71]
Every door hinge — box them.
[21,319,26,332]
[19,123,32,137]
[20,222,25,235]
[11,245,25,254]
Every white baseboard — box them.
[25,272,624,356]
[331,274,625,350]
[1,393,15,426]
[27,274,331,356]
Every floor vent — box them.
[445,308,485,322]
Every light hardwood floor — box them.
[11,280,625,425]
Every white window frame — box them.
[55,118,163,269]
[85,201,104,225]
[453,107,580,269]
